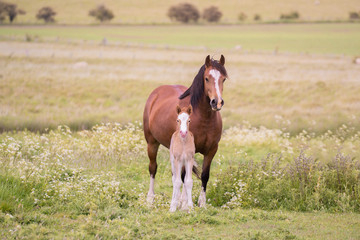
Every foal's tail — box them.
[192,161,201,180]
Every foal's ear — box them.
[176,105,182,115]
[187,105,192,115]
[205,55,211,68]
[220,55,225,66]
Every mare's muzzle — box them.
[210,98,224,111]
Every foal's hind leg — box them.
[184,157,194,210]
[179,168,188,210]
[147,141,159,203]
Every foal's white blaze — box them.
[178,112,190,137]
[209,69,222,100]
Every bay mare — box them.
[143,55,228,207]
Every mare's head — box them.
[204,55,227,111]
[179,55,228,112]
[176,105,192,138]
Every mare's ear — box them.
[205,55,211,68]
[176,105,182,115]
[187,105,192,115]
[220,55,225,66]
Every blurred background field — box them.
[0,24,360,133]
[1,24,360,55]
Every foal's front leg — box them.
[184,157,194,210]
[170,157,182,212]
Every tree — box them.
[0,1,26,23]
[254,14,261,21]
[36,7,56,23]
[168,3,200,23]
[238,12,247,22]
[280,11,300,20]
[349,12,360,20]
[89,5,114,22]
[202,6,222,23]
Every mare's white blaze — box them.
[209,69,222,99]
[178,112,189,135]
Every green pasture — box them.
[1,24,360,55]
[0,123,359,239]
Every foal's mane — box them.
[179,59,227,110]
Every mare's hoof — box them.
[198,192,206,208]
[146,194,155,204]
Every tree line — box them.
[1,1,359,24]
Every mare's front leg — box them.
[170,156,182,212]
[147,142,159,203]
[198,145,218,208]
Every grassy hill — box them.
[7,0,360,24]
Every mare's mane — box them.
[179,59,227,110]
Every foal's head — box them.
[176,105,192,138]
[203,55,227,111]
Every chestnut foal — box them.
[169,105,195,212]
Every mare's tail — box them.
[192,161,201,179]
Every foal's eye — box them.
[205,78,209,82]
[176,119,179,123]
[223,78,226,82]
[188,120,191,123]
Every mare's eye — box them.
[176,119,179,123]
[223,78,226,82]
[205,78,209,82]
[188,120,191,123]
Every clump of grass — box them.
[0,122,145,215]
[207,150,360,212]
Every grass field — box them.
[1,23,360,238]
[1,24,360,55]
[0,123,359,238]
[6,0,360,24]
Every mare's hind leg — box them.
[147,141,160,203]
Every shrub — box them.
[0,1,26,23]
[36,6,56,23]
[167,3,200,23]
[349,12,360,20]
[89,5,114,22]
[202,6,222,23]
[280,11,300,20]
[254,14,261,21]
[238,12,247,22]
